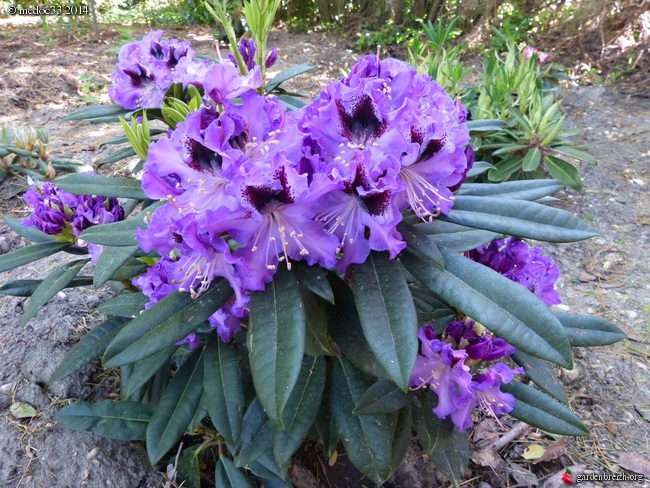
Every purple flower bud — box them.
[265,47,277,68]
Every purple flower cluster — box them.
[410,321,523,432]
[127,44,472,344]
[466,237,561,306]
[22,183,125,261]
[228,37,277,71]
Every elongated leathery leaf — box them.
[248,264,305,426]
[501,381,589,436]
[55,174,146,200]
[216,458,253,488]
[414,391,469,488]
[55,400,152,440]
[353,379,412,415]
[3,216,54,243]
[330,358,410,484]
[79,205,159,246]
[235,397,273,468]
[544,156,583,190]
[50,316,130,383]
[0,241,70,273]
[204,335,245,450]
[266,64,314,93]
[20,258,90,327]
[64,104,131,121]
[273,356,325,470]
[456,179,564,201]
[0,277,93,297]
[350,252,418,389]
[293,260,334,304]
[103,279,232,366]
[97,292,148,318]
[176,445,201,488]
[400,250,573,368]
[555,312,626,347]
[512,351,568,404]
[439,196,598,243]
[147,347,205,464]
[397,221,444,268]
[415,220,500,252]
[122,345,177,398]
[302,290,335,357]
[93,245,140,288]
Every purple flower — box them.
[203,63,262,105]
[265,47,278,69]
[176,332,200,349]
[445,319,516,361]
[466,238,561,306]
[523,45,551,65]
[228,37,257,71]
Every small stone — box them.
[626,310,638,319]
[555,304,571,312]
[562,367,581,385]
[87,447,101,460]
[0,382,16,395]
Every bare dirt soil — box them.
[0,22,648,488]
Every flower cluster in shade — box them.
[22,182,125,262]
[120,33,473,344]
[409,320,524,432]
[465,237,561,306]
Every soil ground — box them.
[0,21,649,488]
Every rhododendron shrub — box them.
[0,21,625,488]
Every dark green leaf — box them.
[544,156,583,190]
[266,64,314,93]
[50,316,130,383]
[97,292,148,318]
[555,312,627,347]
[414,391,469,488]
[353,379,411,415]
[79,219,145,247]
[330,358,407,484]
[93,245,140,288]
[249,452,289,484]
[54,400,152,440]
[522,148,542,172]
[98,146,138,165]
[293,261,334,304]
[466,119,507,133]
[55,174,146,200]
[501,381,589,436]
[512,351,568,404]
[0,241,70,273]
[276,95,308,111]
[147,347,205,464]
[439,196,599,243]
[0,277,92,297]
[466,161,494,177]
[273,356,325,470]
[400,250,573,368]
[20,259,89,326]
[456,179,563,201]
[302,290,335,357]
[397,221,444,269]
[248,265,305,426]
[416,220,500,252]
[350,252,418,389]
[487,156,522,181]
[122,345,176,398]
[107,257,148,281]
[311,397,339,458]
[204,335,245,450]
[3,216,54,243]
[235,398,273,467]
[64,104,131,121]
[104,279,232,366]
[551,146,596,164]
[176,446,201,488]
[216,457,253,488]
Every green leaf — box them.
[55,173,146,199]
[79,217,147,247]
[103,279,232,366]
[326,275,390,379]
[293,261,334,304]
[487,156,522,182]
[400,250,573,368]
[93,245,140,288]
[466,161,494,177]
[330,359,409,484]
[64,104,131,121]
[10,402,37,419]
[501,382,589,436]
[50,316,129,383]
[466,119,507,133]
[0,277,92,297]
[397,221,444,269]
[555,312,627,347]
[235,397,273,467]
[146,347,205,464]
[122,345,176,399]
[107,257,148,281]
[414,391,469,488]
[20,259,89,327]
[204,335,245,450]
[522,148,542,172]
[353,379,411,415]
[55,400,152,440]
[273,356,325,470]
[439,196,598,243]
[302,290,336,357]
[311,395,339,458]
[552,146,597,164]
[97,292,148,318]
[276,95,309,111]
[350,252,418,389]
[0,241,70,273]
[492,144,529,156]
[512,351,568,404]
[216,457,253,488]
[176,446,201,488]
[248,264,306,426]
[416,220,500,252]
[98,146,138,165]
[544,156,583,190]
[457,179,563,201]
[3,216,54,243]
[266,64,314,93]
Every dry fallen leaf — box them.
[470,448,504,469]
[523,444,545,460]
[10,401,37,419]
[533,437,568,465]
[618,451,650,477]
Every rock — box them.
[14,382,50,410]
[562,367,581,385]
